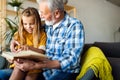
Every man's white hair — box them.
[37,0,64,12]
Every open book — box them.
[1,50,48,61]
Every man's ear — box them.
[54,10,61,18]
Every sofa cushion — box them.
[93,42,120,58]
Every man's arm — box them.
[14,59,61,72]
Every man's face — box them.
[39,2,55,25]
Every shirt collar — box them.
[53,20,62,30]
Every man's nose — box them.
[40,14,44,18]
[40,15,45,21]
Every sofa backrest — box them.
[82,42,120,58]
[93,42,120,58]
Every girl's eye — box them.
[23,23,27,25]
[30,23,34,25]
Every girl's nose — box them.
[27,24,31,28]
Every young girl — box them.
[9,7,46,80]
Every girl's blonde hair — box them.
[18,7,42,48]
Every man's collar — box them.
[53,20,62,30]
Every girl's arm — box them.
[20,45,45,54]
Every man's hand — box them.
[14,58,61,72]
[14,59,38,72]
[14,58,49,72]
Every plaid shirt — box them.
[44,13,85,79]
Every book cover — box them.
[1,50,48,61]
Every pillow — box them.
[77,68,95,80]
[77,46,113,80]
[93,42,120,58]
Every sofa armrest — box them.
[108,57,120,80]
[0,56,10,69]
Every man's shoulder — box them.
[64,15,83,28]
[65,13,82,25]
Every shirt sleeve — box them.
[13,31,21,43]
[59,21,85,72]
[38,30,46,50]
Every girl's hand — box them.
[10,40,20,53]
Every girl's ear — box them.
[54,10,61,19]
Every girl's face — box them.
[22,16,35,33]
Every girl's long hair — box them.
[18,7,42,48]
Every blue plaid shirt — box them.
[44,13,85,79]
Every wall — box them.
[68,0,120,43]
[7,0,120,43]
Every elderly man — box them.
[0,0,85,80]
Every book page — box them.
[1,50,48,61]
[1,52,15,60]
[15,50,48,61]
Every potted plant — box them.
[4,18,18,45]
[8,0,23,11]
[3,0,23,50]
